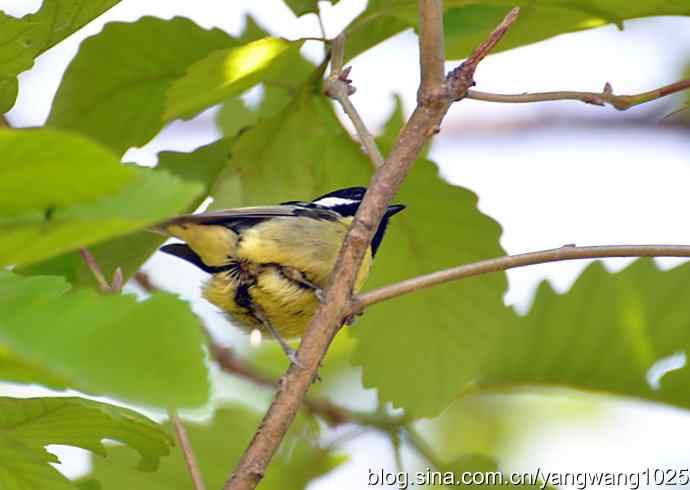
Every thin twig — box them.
[316,5,327,39]
[324,35,385,168]
[404,426,444,471]
[465,78,690,110]
[209,343,352,426]
[447,7,520,100]
[298,36,330,43]
[79,248,113,293]
[223,6,520,489]
[169,410,207,490]
[351,244,690,313]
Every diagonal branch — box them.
[222,6,520,490]
[324,34,385,168]
[350,244,690,313]
[465,78,690,110]
[169,410,207,490]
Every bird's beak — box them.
[385,204,406,217]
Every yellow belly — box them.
[203,251,372,338]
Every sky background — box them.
[3,0,690,488]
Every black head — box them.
[312,187,405,256]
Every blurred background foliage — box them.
[1,0,690,488]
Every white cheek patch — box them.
[313,197,358,208]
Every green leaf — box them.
[344,1,690,61]
[0,397,172,471]
[165,37,305,122]
[0,129,133,217]
[0,271,210,408]
[283,0,341,16]
[351,160,511,418]
[47,17,236,155]
[238,15,269,44]
[215,97,259,138]
[212,83,372,209]
[215,49,316,137]
[80,405,344,490]
[483,259,690,410]
[0,129,203,268]
[0,433,74,490]
[0,396,172,490]
[19,138,232,287]
[0,0,122,112]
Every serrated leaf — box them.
[0,271,210,408]
[0,397,172,472]
[0,433,74,490]
[19,138,232,287]
[165,37,304,122]
[344,1,690,61]
[0,0,121,112]
[238,14,270,44]
[47,17,236,155]
[352,160,511,418]
[483,260,690,410]
[80,405,344,490]
[0,129,203,268]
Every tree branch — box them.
[351,244,690,313]
[324,35,385,168]
[223,5,520,489]
[169,410,207,490]
[418,0,445,99]
[465,78,690,110]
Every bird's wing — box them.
[153,204,340,234]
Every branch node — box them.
[447,7,520,101]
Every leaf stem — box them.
[351,244,690,312]
[465,78,690,110]
[404,425,445,470]
[79,248,113,293]
[169,410,207,490]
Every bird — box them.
[154,187,405,364]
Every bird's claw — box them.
[286,349,305,369]
[286,349,321,383]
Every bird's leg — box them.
[252,305,304,368]
[280,266,326,303]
